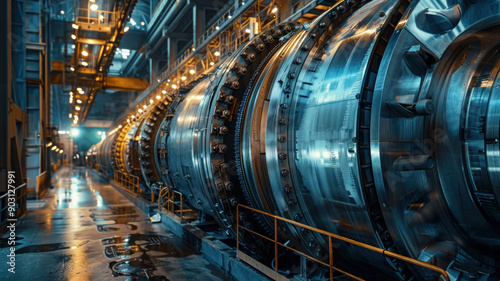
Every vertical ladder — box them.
[24,0,49,199]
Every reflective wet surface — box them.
[0,167,232,281]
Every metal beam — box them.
[76,38,107,45]
[50,71,149,92]
[104,76,149,91]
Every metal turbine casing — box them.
[88,0,500,279]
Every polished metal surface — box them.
[88,0,500,280]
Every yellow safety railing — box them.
[75,8,116,27]
[236,204,450,281]
[114,170,141,196]
[157,186,184,221]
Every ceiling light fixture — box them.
[156,95,161,99]
[189,69,195,75]
[71,34,76,40]
[82,50,89,56]
[214,51,220,56]
[72,24,79,29]
[181,76,186,81]
[90,4,98,11]
[124,26,129,32]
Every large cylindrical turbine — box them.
[88,0,500,279]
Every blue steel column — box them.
[0,0,10,195]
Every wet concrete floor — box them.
[0,167,232,281]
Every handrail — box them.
[0,183,28,226]
[236,204,450,281]
[113,170,141,196]
[0,183,27,200]
[75,8,117,27]
[157,186,184,221]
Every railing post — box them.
[236,204,240,253]
[180,193,183,221]
[329,236,333,281]
[274,216,278,273]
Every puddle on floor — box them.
[16,240,89,254]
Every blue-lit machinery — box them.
[87,0,500,280]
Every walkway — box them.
[0,167,231,281]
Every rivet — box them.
[222,109,231,118]
[220,163,229,172]
[295,213,304,222]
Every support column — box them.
[192,5,204,49]
[167,37,177,70]
[0,0,10,194]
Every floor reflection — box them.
[0,167,231,281]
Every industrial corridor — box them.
[3,0,500,280]
[0,167,231,281]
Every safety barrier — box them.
[236,204,450,281]
[157,185,184,222]
[113,170,141,196]
[0,183,27,228]
[75,7,116,27]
